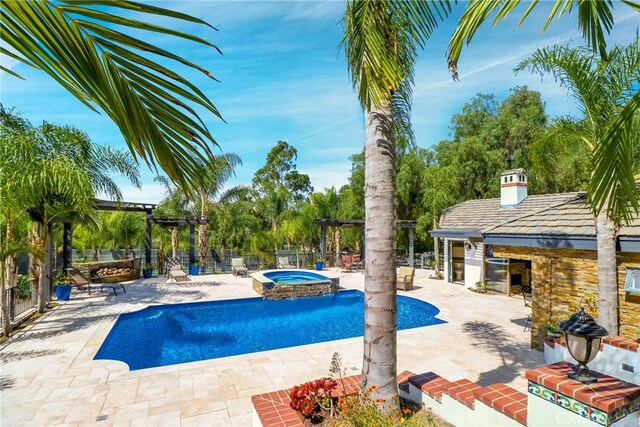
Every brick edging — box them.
[251,371,414,427]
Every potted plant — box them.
[142,262,157,279]
[190,260,201,275]
[55,276,74,301]
[315,258,325,271]
[544,322,563,339]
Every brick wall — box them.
[492,246,640,349]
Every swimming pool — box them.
[95,290,445,370]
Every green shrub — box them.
[15,275,31,300]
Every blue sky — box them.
[1,1,638,204]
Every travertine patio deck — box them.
[0,268,541,426]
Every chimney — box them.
[500,169,527,208]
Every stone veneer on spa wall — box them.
[251,276,339,300]
[492,245,640,349]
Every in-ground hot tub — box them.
[251,270,340,299]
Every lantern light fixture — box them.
[559,309,608,384]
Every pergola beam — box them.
[148,217,209,227]
[316,218,417,267]
[316,218,417,229]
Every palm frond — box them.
[447,0,628,79]
[341,0,451,110]
[514,45,602,132]
[588,91,640,223]
[0,1,223,194]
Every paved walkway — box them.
[0,269,541,426]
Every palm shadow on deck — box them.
[461,320,541,386]
[1,282,221,347]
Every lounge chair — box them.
[341,255,353,272]
[66,268,126,296]
[278,256,296,269]
[231,257,248,277]
[397,266,415,291]
[167,258,190,282]
[352,254,363,272]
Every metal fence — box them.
[1,286,36,328]
[145,249,314,275]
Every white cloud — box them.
[304,161,351,192]
[101,184,167,205]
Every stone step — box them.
[443,379,483,409]
[408,371,451,403]
[474,383,528,426]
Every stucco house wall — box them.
[464,241,484,288]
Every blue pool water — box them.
[95,290,445,370]
[263,270,329,283]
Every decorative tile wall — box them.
[528,381,640,426]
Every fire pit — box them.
[73,258,141,283]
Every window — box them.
[624,269,640,294]
[509,176,513,182]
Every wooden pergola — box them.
[315,218,418,267]
[62,201,211,271]
[61,199,157,271]
[148,217,209,266]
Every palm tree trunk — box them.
[171,226,179,259]
[361,102,398,409]
[199,223,208,267]
[37,222,52,313]
[1,261,11,337]
[596,210,619,335]
[433,212,440,275]
[334,229,341,267]
[92,244,99,262]
[158,240,165,275]
[29,222,41,305]
[200,197,208,267]
[2,223,15,336]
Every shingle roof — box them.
[485,193,640,238]
[439,193,580,231]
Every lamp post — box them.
[559,309,608,384]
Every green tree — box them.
[514,41,640,334]
[447,0,640,229]
[1,107,141,312]
[342,0,450,408]
[108,212,145,259]
[252,141,312,241]
[1,1,223,194]
[155,176,190,258]
[527,119,591,194]
[16,154,96,313]
[192,154,242,267]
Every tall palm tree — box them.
[341,0,450,407]
[514,41,640,334]
[1,1,223,194]
[193,154,242,268]
[1,107,141,310]
[447,0,640,228]
[155,176,190,258]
